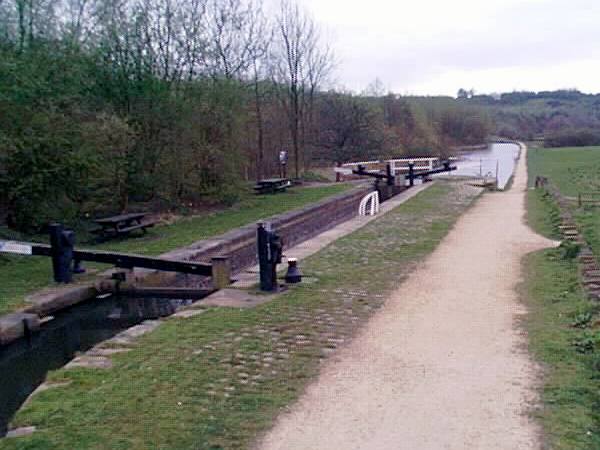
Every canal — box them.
[0,295,194,436]
[446,142,521,189]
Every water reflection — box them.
[0,296,193,436]
[445,143,521,189]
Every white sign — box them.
[0,240,33,255]
[333,167,353,175]
[279,150,288,164]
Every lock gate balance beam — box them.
[1,240,213,275]
[1,237,214,282]
[407,161,458,186]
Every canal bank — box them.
[0,183,433,437]
[0,181,482,449]
[0,145,523,443]
[0,184,373,346]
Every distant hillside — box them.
[462,89,600,146]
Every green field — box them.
[525,146,600,449]
[0,184,352,316]
[0,182,481,450]
[528,145,600,263]
[528,146,600,195]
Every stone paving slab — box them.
[200,289,278,308]
[5,427,36,438]
[0,313,40,345]
[65,355,113,369]
[102,320,161,346]
[171,309,208,318]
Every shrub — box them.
[560,241,581,260]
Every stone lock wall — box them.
[158,184,373,276]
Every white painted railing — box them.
[358,191,380,216]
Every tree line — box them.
[0,0,493,232]
[463,89,600,146]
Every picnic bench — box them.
[92,212,157,240]
[253,178,292,195]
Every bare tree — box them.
[245,0,271,180]
[9,0,58,50]
[302,32,334,168]
[203,0,259,80]
[176,0,207,81]
[272,0,331,178]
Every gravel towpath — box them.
[258,146,556,450]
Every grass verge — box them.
[0,184,352,316]
[527,144,600,283]
[524,153,600,448]
[0,182,481,450]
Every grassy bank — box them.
[0,184,352,316]
[525,147,600,449]
[1,182,481,449]
[527,146,600,194]
[528,145,600,281]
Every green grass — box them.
[0,184,352,316]
[527,146,600,195]
[525,148,600,449]
[526,189,561,240]
[528,145,600,273]
[524,248,600,450]
[0,182,481,449]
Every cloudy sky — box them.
[295,0,600,96]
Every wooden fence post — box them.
[211,256,231,290]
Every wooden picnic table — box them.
[93,212,156,239]
[253,178,292,194]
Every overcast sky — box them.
[293,0,600,96]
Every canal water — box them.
[0,295,193,436]
[444,143,521,189]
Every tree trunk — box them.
[291,84,300,179]
[254,78,265,181]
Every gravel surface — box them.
[258,146,557,450]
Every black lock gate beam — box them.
[29,244,213,276]
[1,236,213,283]
[352,163,395,186]
[407,161,458,186]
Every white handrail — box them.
[358,191,380,216]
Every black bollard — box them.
[49,223,75,283]
[386,163,394,186]
[257,222,283,291]
[408,162,415,187]
[285,258,302,283]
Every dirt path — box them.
[257,146,556,450]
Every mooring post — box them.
[211,256,231,290]
[49,223,74,283]
[257,222,282,291]
[257,222,274,291]
[386,163,394,186]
